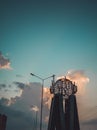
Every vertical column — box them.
[47,96,56,130]
[67,95,80,130]
[48,94,66,130]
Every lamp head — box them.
[30,73,35,76]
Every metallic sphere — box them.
[50,77,77,99]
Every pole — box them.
[36,111,38,130]
[40,80,44,130]
[30,73,55,130]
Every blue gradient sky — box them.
[0,0,97,99]
[1,0,97,78]
[0,1,97,129]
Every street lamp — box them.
[30,73,55,130]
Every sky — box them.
[0,0,97,130]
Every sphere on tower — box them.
[50,77,77,99]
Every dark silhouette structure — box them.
[0,114,7,130]
[48,77,80,130]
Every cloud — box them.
[16,74,24,78]
[13,82,26,90]
[0,97,17,106]
[66,70,89,95]
[0,82,42,130]
[10,82,42,113]
[0,84,12,92]
[11,82,50,124]
[0,84,7,90]
[0,97,10,106]
[0,84,11,93]
[0,51,12,70]
[30,105,39,112]
[66,70,89,83]
[43,87,53,109]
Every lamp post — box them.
[30,73,55,130]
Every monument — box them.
[47,77,80,130]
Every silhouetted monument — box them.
[48,77,80,130]
[0,114,7,130]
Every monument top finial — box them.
[50,77,77,99]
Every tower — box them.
[0,114,7,130]
[47,77,80,130]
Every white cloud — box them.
[0,51,12,70]
[66,70,89,95]
[30,105,39,112]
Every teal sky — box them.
[1,1,97,82]
[0,0,97,87]
[0,0,97,92]
[0,1,97,130]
